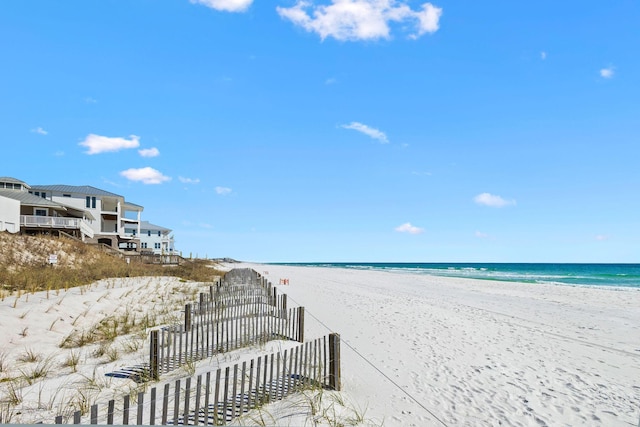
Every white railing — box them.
[20,215,94,238]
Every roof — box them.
[0,177,30,188]
[123,201,144,211]
[140,221,171,232]
[0,190,96,219]
[0,189,68,210]
[30,184,124,198]
[59,204,96,221]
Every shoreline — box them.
[239,262,640,426]
[264,262,640,292]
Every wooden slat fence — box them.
[220,268,263,286]
[149,269,303,379]
[151,306,304,377]
[54,334,341,425]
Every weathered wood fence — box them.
[54,333,341,425]
[149,269,305,379]
[150,305,305,378]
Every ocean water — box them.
[269,262,640,289]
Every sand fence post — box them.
[150,329,159,381]
[328,333,341,391]
[297,306,305,343]
[281,294,288,321]
[90,404,98,424]
[184,303,192,330]
[137,391,145,425]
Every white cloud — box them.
[138,147,160,158]
[342,121,388,143]
[215,186,232,195]
[277,0,442,41]
[31,127,48,135]
[120,167,171,184]
[395,222,424,234]
[473,193,516,208]
[84,97,98,104]
[600,66,615,79]
[411,2,442,38]
[325,77,337,85]
[190,0,252,12]
[475,231,489,238]
[595,234,610,241]
[54,151,65,157]
[80,134,140,155]
[540,51,547,60]
[179,176,201,184]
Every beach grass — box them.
[0,233,225,294]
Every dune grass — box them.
[0,233,225,293]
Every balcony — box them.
[20,215,94,238]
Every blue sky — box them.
[1,0,638,262]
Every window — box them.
[141,243,147,249]
[41,192,47,199]
[34,191,40,197]
[86,196,91,208]
[35,209,47,216]
[148,230,151,236]
[63,194,71,197]
[154,243,161,249]
[92,197,96,209]
[158,231,161,237]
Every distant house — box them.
[134,221,176,255]
[0,177,95,239]
[29,183,143,251]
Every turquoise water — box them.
[269,263,640,288]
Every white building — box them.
[0,177,94,239]
[130,221,176,255]
[29,184,144,251]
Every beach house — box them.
[0,177,95,239]
[135,221,175,255]
[28,183,144,251]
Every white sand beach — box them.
[242,263,640,427]
[1,263,639,426]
